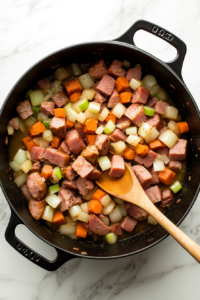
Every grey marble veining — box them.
[1,0,200,299]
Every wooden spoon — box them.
[96,163,200,262]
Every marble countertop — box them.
[1,0,200,299]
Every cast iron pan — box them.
[1,20,200,271]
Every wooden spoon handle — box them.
[142,197,200,263]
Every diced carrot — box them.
[51,136,61,148]
[22,136,32,148]
[88,200,103,214]
[136,144,149,157]
[76,221,88,238]
[26,140,38,152]
[177,122,189,134]
[120,92,133,104]
[92,189,107,201]
[41,165,53,181]
[52,211,66,226]
[29,122,46,137]
[158,169,176,185]
[54,108,66,118]
[84,119,98,134]
[149,139,166,151]
[105,112,116,123]
[66,119,74,129]
[70,91,81,103]
[64,79,82,96]
[115,77,129,93]
[123,148,135,160]
[85,135,96,145]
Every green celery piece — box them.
[170,181,182,193]
[144,106,155,117]
[32,106,40,116]
[55,167,62,180]
[43,119,51,129]
[49,184,60,194]
[25,89,33,100]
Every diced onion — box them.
[96,125,104,135]
[59,223,77,236]
[20,160,33,174]
[138,122,151,138]
[33,137,49,149]
[102,200,115,215]
[24,115,37,128]
[112,103,126,118]
[163,106,178,120]
[109,206,123,223]
[9,161,21,173]
[153,159,165,172]
[77,112,86,124]
[105,232,118,244]
[64,103,71,113]
[159,129,178,148]
[142,75,157,90]
[80,202,89,213]
[42,205,54,222]
[14,173,28,187]
[170,181,182,193]
[126,134,141,147]
[111,141,126,156]
[156,89,167,101]
[82,186,98,201]
[97,156,111,171]
[119,204,127,217]
[129,78,142,90]
[100,195,112,207]
[37,112,48,122]
[77,212,89,223]
[167,120,179,136]
[25,151,31,159]
[42,130,53,142]
[84,108,100,121]
[144,106,155,117]
[82,88,96,100]
[126,127,137,135]
[69,205,82,218]
[30,90,44,106]
[13,149,27,165]
[98,107,109,122]
[18,118,27,133]
[66,107,78,123]
[157,154,169,164]
[122,60,130,69]
[78,73,94,89]
[71,63,82,76]
[65,215,76,224]
[7,125,14,135]
[148,215,158,225]
[112,197,124,204]
[104,120,115,134]
[150,83,161,96]
[45,194,61,209]
[88,102,101,114]
[54,67,70,81]
[145,127,159,143]
[101,217,109,226]
[43,90,53,101]
[51,80,62,94]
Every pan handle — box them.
[115,20,186,79]
[5,210,75,271]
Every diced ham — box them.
[146,113,161,128]
[82,222,89,229]
[65,129,86,154]
[131,87,150,104]
[95,134,110,155]
[161,189,173,207]
[109,155,125,178]
[51,91,69,108]
[135,150,158,168]
[16,100,33,120]
[124,104,147,126]
[76,177,94,196]
[110,223,123,235]
[116,116,131,131]
[31,147,46,162]
[169,139,187,161]
[27,172,47,200]
[58,140,71,155]
[157,147,169,157]
[89,214,110,235]
[92,81,100,89]
[124,87,133,93]
[32,161,41,171]
[158,126,168,136]
[77,128,85,141]
[110,128,127,142]
[96,75,115,97]
[37,78,51,89]
[40,102,55,116]
[61,166,76,180]
[155,101,168,115]
[21,184,32,201]
[87,168,101,179]
[100,102,107,113]
[126,68,142,81]
[88,59,108,80]
[72,156,94,178]
[81,145,99,164]
[29,199,46,220]
[58,187,82,212]
[94,92,107,103]
[107,89,120,108]
[132,165,152,189]
[45,148,69,167]
[146,96,159,107]
[9,118,19,130]
[169,161,182,171]
[62,179,77,189]
[49,117,66,138]
[108,60,126,77]
[124,202,148,221]
[121,216,138,233]
[150,170,159,185]
[145,185,162,204]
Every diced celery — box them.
[32,106,40,116]
[78,98,89,111]
[104,120,115,135]
[43,119,52,129]
[105,232,118,244]
[25,89,33,100]
[55,167,63,179]
[144,106,155,117]
[170,181,182,193]
[88,102,101,114]
[49,184,60,195]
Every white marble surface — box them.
[1,0,200,299]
